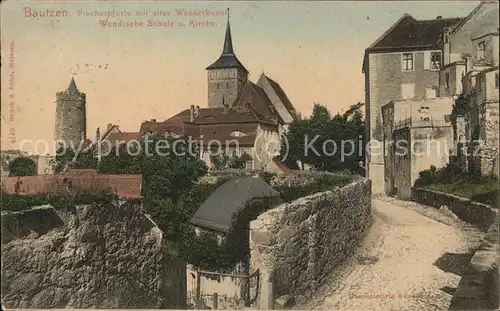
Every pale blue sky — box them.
[1,1,478,153]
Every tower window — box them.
[216,83,221,90]
[226,82,230,89]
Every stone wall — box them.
[449,217,499,310]
[249,179,372,308]
[1,201,185,308]
[411,187,498,231]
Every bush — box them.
[8,157,37,176]
[259,172,276,185]
[276,174,351,202]
[1,188,118,212]
[415,164,499,207]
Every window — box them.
[401,53,413,71]
[245,160,253,170]
[478,41,485,59]
[445,72,450,89]
[216,83,221,90]
[226,82,230,90]
[495,73,499,89]
[230,131,246,137]
[430,52,441,70]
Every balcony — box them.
[394,118,450,130]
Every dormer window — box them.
[230,131,247,137]
[165,131,180,138]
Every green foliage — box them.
[451,92,473,117]
[52,145,97,173]
[98,133,207,201]
[182,174,352,271]
[259,172,276,185]
[1,188,118,212]
[414,164,499,207]
[184,196,282,271]
[279,102,365,173]
[228,153,252,169]
[222,196,282,267]
[8,157,37,176]
[275,174,352,203]
[210,152,230,170]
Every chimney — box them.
[436,16,442,20]
[107,123,113,131]
[95,127,100,142]
[195,106,200,119]
[150,119,156,122]
[190,105,195,122]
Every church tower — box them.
[206,9,248,108]
[54,77,87,146]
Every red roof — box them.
[2,173,142,199]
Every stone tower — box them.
[206,9,248,108]
[54,77,87,146]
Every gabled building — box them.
[441,1,499,177]
[363,13,463,193]
[91,124,139,155]
[139,12,297,170]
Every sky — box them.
[1,0,478,154]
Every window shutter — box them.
[424,51,430,70]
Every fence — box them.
[187,268,260,309]
[394,118,451,130]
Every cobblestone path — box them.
[296,196,484,311]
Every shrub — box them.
[259,172,276,185]
[1,188,118,212]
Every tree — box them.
[228,153,252,169]
[210,151,230,170]
[279,102,365,173]
[8,157,37,176]
[97,133,208,249]
[52,145,97,173]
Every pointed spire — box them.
[222,8,234,55]
[67,77,78,92]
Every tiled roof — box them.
[138,81,281,148]
[199,123,259,147]
[367,14,463,52]
[190,177,279,232]
[104,132,140,146]
[273,160,292,174]
[262,75,297,114]
[206,54,248,73]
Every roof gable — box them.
[190,177,279,232]
[366,14,463,52]
[257,73,297,115]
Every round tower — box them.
[54,77,87,147]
